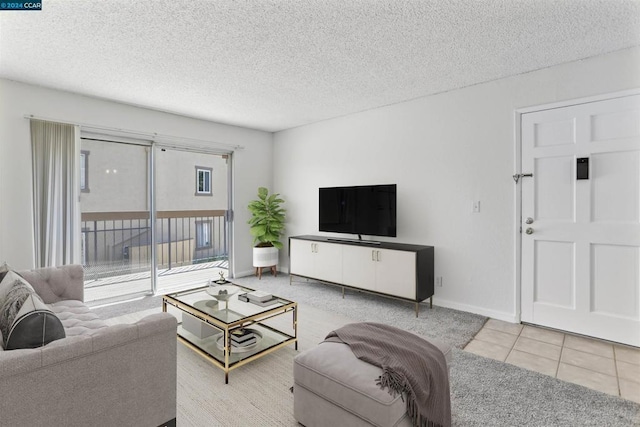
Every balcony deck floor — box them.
[84,260,229,304]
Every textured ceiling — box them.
[1,0,639,132]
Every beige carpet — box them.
[107,303,356,426]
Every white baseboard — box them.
[432,297,518,323]
[234,269,256,278]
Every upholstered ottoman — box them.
[293,334,452,427]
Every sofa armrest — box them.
[19,264,84,303]
[0,312,177,426]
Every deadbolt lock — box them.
[525,217,534,224]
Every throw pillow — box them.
[0,271,37,347]
[0,264,17,302]
[0,262,10,283]
[5,293,66,350]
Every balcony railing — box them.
[81,210,227,281]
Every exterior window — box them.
[196,220,212,249]
[196,166,212,196]
[80,150,90,192]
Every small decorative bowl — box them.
[206,285,239,302]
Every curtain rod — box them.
[24,114,245,151]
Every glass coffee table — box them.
[162,283,297,384]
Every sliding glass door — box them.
[79,135,232,303]
[80,137,153,303]
[154,147,230,293]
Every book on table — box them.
[232,338,257,347]
[230,328,256,343]
[228,329,258,347]
[246,290,273,302]
[249,297,279,307]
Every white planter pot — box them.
[253,246,279,267]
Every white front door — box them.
[521,94,640,347]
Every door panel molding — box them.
[516,90,640,346]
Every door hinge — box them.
[513,173,533,183]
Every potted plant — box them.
[247,187,286,278]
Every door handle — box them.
[372,250,376,261]
[525,228,534,235]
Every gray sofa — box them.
[0,265,178,427]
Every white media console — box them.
[288,235,434,316]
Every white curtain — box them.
[30,119,81,267]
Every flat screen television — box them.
[319,184,397,238]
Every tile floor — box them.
[464,319,640,404]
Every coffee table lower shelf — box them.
[176,322,297,382]
[163,292,297,384]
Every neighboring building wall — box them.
[80,140,229,213]
[155,149,228,211]
[80,139,149,212]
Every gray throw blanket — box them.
[325,322,451,427]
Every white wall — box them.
[0,79,273,275]
[273,46,640,321]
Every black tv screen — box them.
[319,184,397,237]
